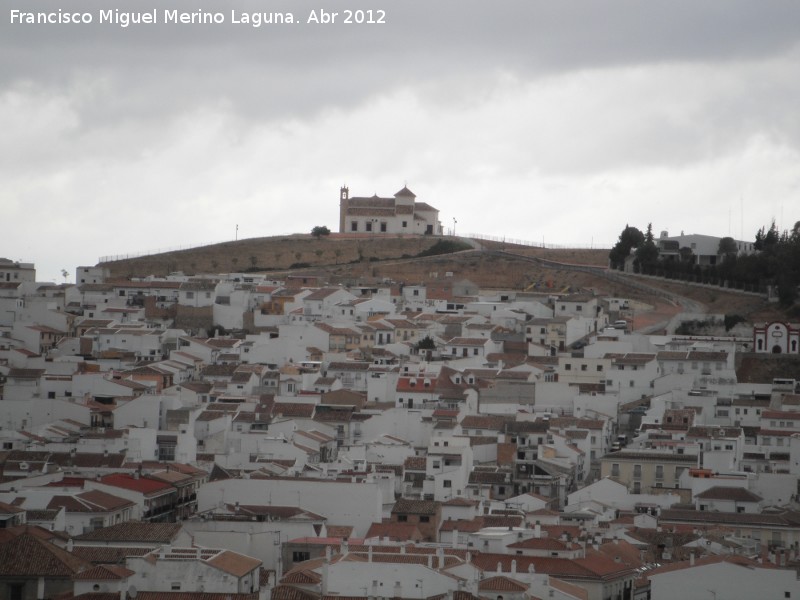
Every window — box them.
[186,291,194,299]
[292,551,311,562]
[633,464,642,479]
[581,364,587,371]
[565,364,572,371]
[655,465,664,479]
[398,515,408,522]
[597,365,603,371]
[443,480,452,488]
[402,221,407,227]
[366,221,372,232]
[380,222,387,232]
[351,221,358,231]
[611,463,620,476]
[419,515,430,523]
[171,583,182,591]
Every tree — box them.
[60,269,68,284]
[635,223,659,270]
[679,246,694,263]
[417,335,436,350]
[717,237,738,263]
[311,225,331,238]
[609,225,644,270]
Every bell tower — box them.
[339,185,349,233]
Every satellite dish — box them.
[129,586,138,598]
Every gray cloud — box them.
[2,1,800,282]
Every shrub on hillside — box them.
[416,239,472,258]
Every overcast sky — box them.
[3,0,799,283]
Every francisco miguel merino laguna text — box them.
[9,8,387,27]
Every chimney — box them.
[325,545,332,561]
[452,528,459,549]
[438,547,445,570]
[368,544,373,563]
[67,538,74,552]
[534,521,541,538]
[690,551,695,566]
[511,559,517,574]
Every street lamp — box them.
[453,218,457,237]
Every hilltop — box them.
[98,233,782,323]
[98,234,608,288]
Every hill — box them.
[98,233,782,323]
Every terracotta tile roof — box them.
[47,490,135,513]
[74,521,183,543]
[272,403,316,418]
[404,456,427,470]
[478,576,529,592]
[72,545,153,564]
[133,594,259,600]
[270,585,322,600]
[98,473,175,496]
[282,569,322,584]
[396,377,438,393]
[365,521,423,541]
[472,550,635,580]
[73,564,135,580]
[460,415,509,430]
[391,498,439,516]
[660,508,800,527]
[206,549,261,577]
[694,486,763,502]
[439,515,523,532]
[0,531,92,577]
